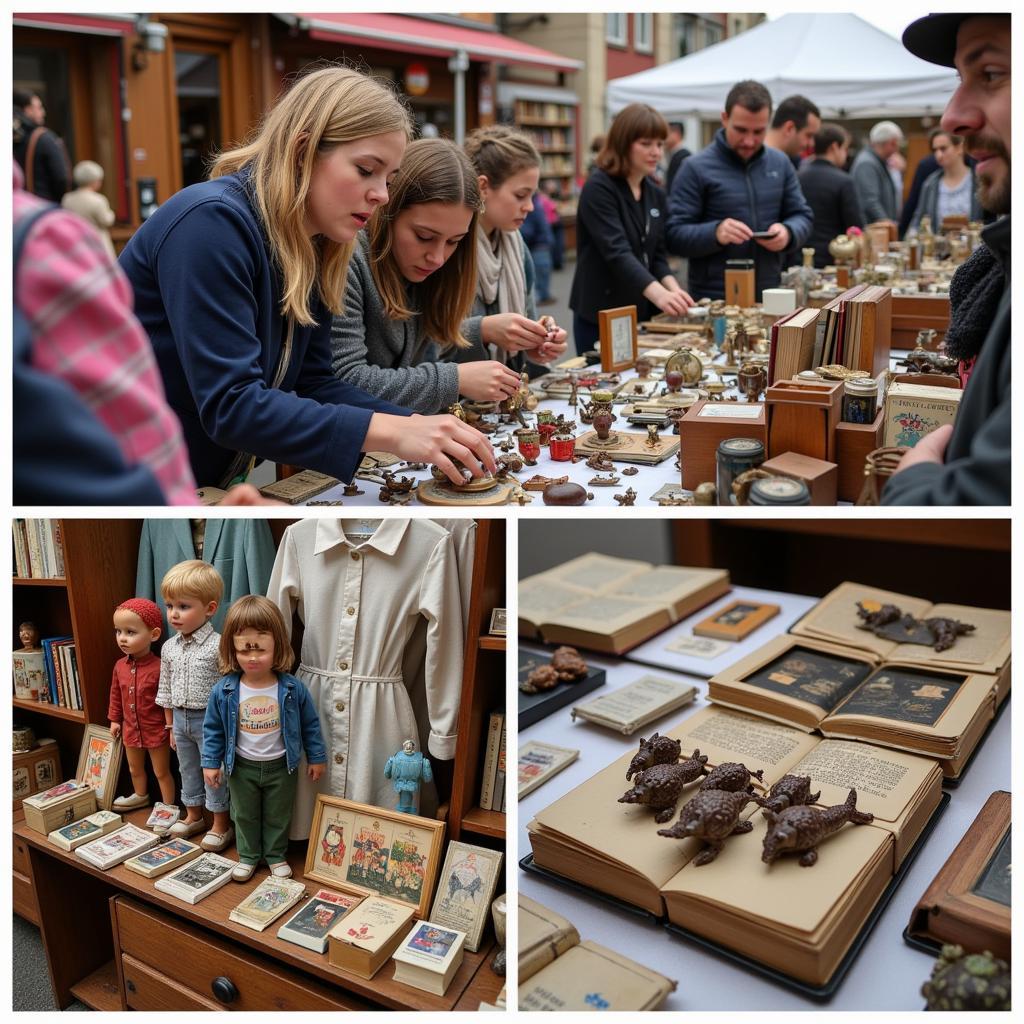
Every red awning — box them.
[294,13,582,71]
[13,12,138,36]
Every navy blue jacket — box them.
[202,672,327,776]
[519,198,553,251]
[666,129,813,300]
[119,172,410,488]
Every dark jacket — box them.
[202,672,327,776]
[883,216,1010,506]
[13,110,69,201]
[665,146,691,192]
[119,172,410,489]
[798,158,865,267]
[570,167,673,322]
[666,129,813,300]
[850,146,899,222]
[899,155,938,238]
[519,198,554,251]
[907,167,983,234]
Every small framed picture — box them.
[599,305,638,373]
[76,724,124,811]
[692,600,781,642]
[489,608,507,636]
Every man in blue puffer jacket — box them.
[666,80,813,301]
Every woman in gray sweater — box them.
[330,139,521,413]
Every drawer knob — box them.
[126,980,136,994]
[211,976,239,1004]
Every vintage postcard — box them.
[518,741,580,799]
[123,838,201,878]
[571,675,698,735]
[75,823,158,869]
[278,889,363,952]
[154,852,235,903]
[665,634,733,659]
[429,841,503,952]
[693,600,780,642]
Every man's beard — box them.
[968,133,1011,215]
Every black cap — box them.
[902,13,1003,68]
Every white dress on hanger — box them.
[267,518,465,839]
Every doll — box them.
[384,738,433,814]
[109,599,178,828]
[202,596,327,881]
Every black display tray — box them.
[521,792,950,1002]
[518,649,607,730]
[901,925,945,958]
[940,694,1009,789]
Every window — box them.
[634,13,653,54]
[606,14,627,47]
[703,21,723,48]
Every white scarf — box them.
[475,226,527,322]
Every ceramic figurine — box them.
[645,424,661,449]
[592,407,615,442]
[699,762,765,794]
[761,788,873,867]
[613,488,637,506]
[17,621,41,653]
[635,357,653,379]
[626,734,685,781]
[762,774,820,815]
[384,739,433,814]
[657,789,767,865]
[922,946,1011,1012]
[619,754,709,823]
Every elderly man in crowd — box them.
[851,120,905,224]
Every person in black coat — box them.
[13,88,70,201]
[798,123,864,267]
[664,122,692,192]
[570,104,693,351]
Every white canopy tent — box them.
[606,13,958,120]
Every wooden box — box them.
[891,293,950,349]
[761,452,838,506]
[765,378,843,462]
[835,410,885,502]
[724,267,755,307]
[678,400,766,490]
[13,738,61,811]
[22,780,97,835]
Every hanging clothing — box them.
[136,518,276,634]
[267,518,467,839]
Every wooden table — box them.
[16,809,502,1011]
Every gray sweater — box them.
[329,235,461,413]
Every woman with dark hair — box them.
[569,103,693,351]
[907,128,982,234]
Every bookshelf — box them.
[514,98,578,212]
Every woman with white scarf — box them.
[455,126,569,371]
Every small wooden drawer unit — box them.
[112,896,369,1011]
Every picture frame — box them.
[76,724,123,811]
[599,305,638,373]
[489,608,507,636]
[304,795,446,919]
[693,600,781,642]
[428,840,504,952]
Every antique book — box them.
[519,940,677,1011]
[527,705,942,987]
[907,790,1010,960]
[519,553,730,655]
[479,712,504,811]
[708,634,1000,775]
[123,838,202,878]
[259,469,339,504]
[768,305,819,384]
[883,382,962,447]
[391,920,466,996]
[428,841,503,953]
[327,895,416,979]
[277,888,364,953]
[518,741,579,799]
[229,877,307,931]
[75,823,159,869]
[518,895,579,984]
[48,810,122,852]
[570,674,698,735]
[154,852,235,904]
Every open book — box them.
[518,896,676,1010]
[526,705,943,987]
[519,553,730,655]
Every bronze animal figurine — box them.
[924,616,976,652]
[585,452,615,472]
[699,762,765,794]
[625,735,685,781]
[761,788,874,867]
[762,774,820,815]
[618,756,708,823]
[613,487,638,506]
[657,789,766,865]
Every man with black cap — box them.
[884,13,1010,505]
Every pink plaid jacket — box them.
[14,166,197,505]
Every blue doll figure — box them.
[385,739,433,813]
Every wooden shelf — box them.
[69,960,121,1011]
[518,117,572,127]
[478,636,506,651]
[12,577,67,588]
[461,806,506,839]
[12,697,85,722]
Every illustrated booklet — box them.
[391,920,467,996]
[526,705,944,988]
[277,888,364,953]
[229,877,307,931]
[519,553,731,655]
[327,895,416,979]
[153,852,235,904]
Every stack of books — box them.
[12,519,65,579]
[479,712,506,813]
[37,636,81,710]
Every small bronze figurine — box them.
[924,616,977,652]
[922,946,1011,1012]
[645,423,661,449]
[343,483,364,497]
[762,774,820,815]
[619,753,709,823]
[622,466,639,476]
[585,453,615,472]
[626,734,684,781]
[699,762,765,794]
[657,789,766,865]
[761,788,873,867]
[588,473,621,487]
[613,488,637,506]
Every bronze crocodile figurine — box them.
[657,789,766,865]
[762,788,874,866]
[618,754,708,823]
[762,774,821,815]
[625,734,686,781]
[699,761,765,794]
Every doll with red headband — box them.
[109,598,178,827]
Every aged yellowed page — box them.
[518,895,580,983]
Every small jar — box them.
[515,428,541,462]
[748,476,812,505]
[549,432,576,462]
[842,378,878,424]
[537,420,559,446]
[13,725,36,753]
[716,437,765,505]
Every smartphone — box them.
[751,230,778,239]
